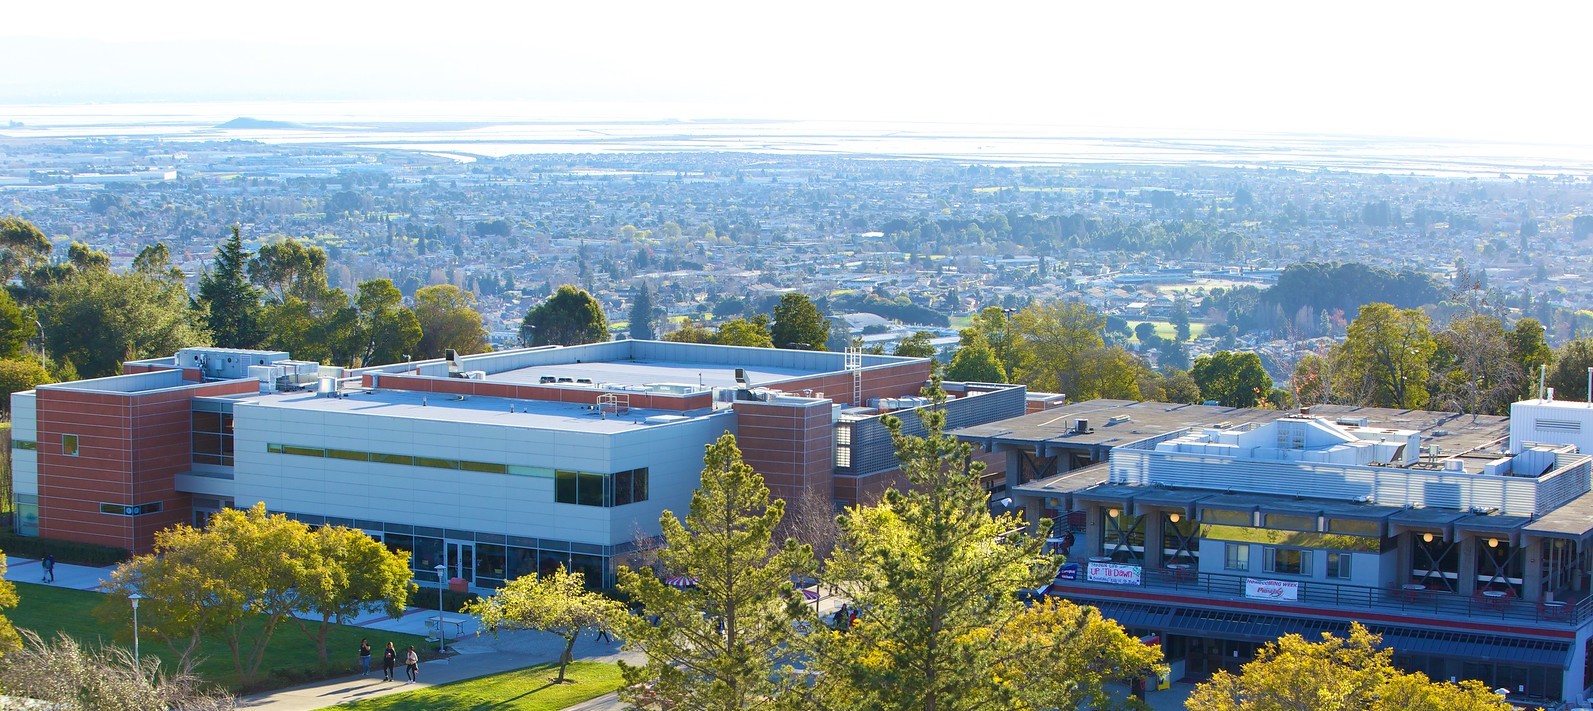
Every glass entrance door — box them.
[445,541,475,586]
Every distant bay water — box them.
[2,100,1590,178]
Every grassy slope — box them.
[334,661,624,710]
[9,582,429,692]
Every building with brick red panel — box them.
[15,340,1025,589]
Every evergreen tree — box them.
[892,331,936,358]
[617,433,815,709]
[770,293,830,351]
[196,226,265,349]
[521,285,609,346]
[803,380,1162,709]
[628,283,658,340]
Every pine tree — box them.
[196,226,265,349]
[628,284,658,340]
[616,433,815,709]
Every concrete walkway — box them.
[6,556,114,591]
[237,626,641,710]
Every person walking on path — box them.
[41,554,54,583]
[381,642,396,682]
[358,639,372,676]
[404,645,419,684]
[595,626,612,644]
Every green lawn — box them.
[334,661,624,710]
[1127,320,1206,343]
[9,582,429,692]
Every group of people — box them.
[40,554,55,583]
[358,639,420,683]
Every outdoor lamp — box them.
[1488,537,1499,548]
[1107,507,1120,518]
[1168,512,1181,523]
[1422,532,1434,543]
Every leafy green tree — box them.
[67,241,110,272]
[804,381,1162,709]
[466,566,621,684]
[1161,367,1201,403]
[0,217,52,284]
[945,330,1006,383]
[1291,353,1330,406]
[770,292,830,351]
[969,305,1019,375]
[1188,623,1509,711]
[0,555,21,654]
[42,269,210,378]
[1010,300,1104,394]
[1546,339,1593,401]
[617,433,815,709]
[893,331,936,358]
[349,279,421,366]
[412,284,487,359]
[248,238,334,305]
[291,525,415,667]
[0,289,34,361]
[714,317,774,348]
[628,283,659,340]
[131,242,184,283]
[662,318,717,344]
[1133,321,1157,343]
[101,504,313,687]
[1171,297,1192,341]
[1191,351,1273,408]
[1329,303,1437,408]
[0,359,53,414]
[1076,345,1154,401]
[521,285,609,346]
[1507,318,1552,395]
[196,226,265,349]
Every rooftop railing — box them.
[1050,566,1593,628]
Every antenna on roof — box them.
[1540,364,1548,400]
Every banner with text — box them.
[1244,577,1299,601]
[1086,561,1142,586]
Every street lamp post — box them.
[128,593,144,670]
[434,564,447,653]
[32,319,44,368]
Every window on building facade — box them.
[192,411,234,467]
[1224,543,1250,571]
[1263,547,1311,575]
[62,434,78,457]
[556,468,650,507]
[1327,551,1352,579]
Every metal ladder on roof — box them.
[845,347,863,406]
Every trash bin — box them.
[448,576,468,593]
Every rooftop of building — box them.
[954,400,1511,458]
[231,386,728,434]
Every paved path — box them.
[237,627,641,710]
[6,556,113,591]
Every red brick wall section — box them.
[769,360,933,408]
[834,447,1004,507]
[732,399,834,503]
[369,374,714,411]
[35,378,256,554]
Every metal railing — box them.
[1052,566,1593,627]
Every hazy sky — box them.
[4,1,1589,142]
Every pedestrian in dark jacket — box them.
[381,642,397,681]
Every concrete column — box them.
[1521,535,1542,602]
[1457,536,1479,596]
[1144,510,1164,569]
[1022,495,1043,534]
[1395,532,1413,584]
[1003,444,1024,492]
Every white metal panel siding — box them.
[604,412,733,542]
[11,392,35,496]
[1111,448,1548,515]
[233,404,616,546]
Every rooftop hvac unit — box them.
[446,349,463,377]
[1442,460,1466,473]
[1073,418,1089,434]
[315,378,336,397]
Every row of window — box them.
[267,442,553,476]
[554,468,650,508]
[1222,543,1352,578]
[193,412,235,467]
[266,442,649,506]
[99,501,164,517]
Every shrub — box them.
[0,533,129,566]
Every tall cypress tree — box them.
[197,226,265,349]
[628,284,657,340]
